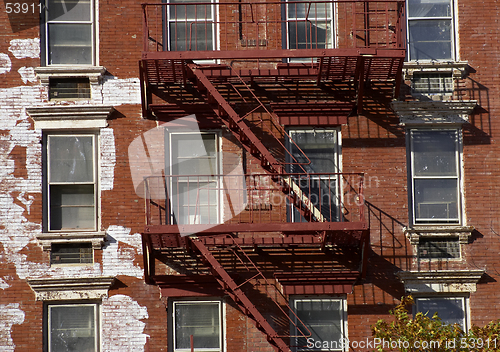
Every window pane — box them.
[409,20,452,60]
[48,24,93,65]
[412,130,457,177]
[175,302,220,350]
[288,22,332,50]
[171,134,217,175]
[288,1,332,19]
[50,185,95,230]
[50,305,96,352]
[294,299,343,350]
[48,0,91,22]
[49,136,94,183]
[172,181,218,224]
[416,298,465,329]
[408,0,451,18]
[289,130,337,173]
[169,23,214,51]
[414,179,458,221]
[169,0,212,20]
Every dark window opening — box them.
[49,78,91,100]
[51,243,93,264]
[418,237,460,259]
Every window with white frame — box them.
[285,0,334,51]
[43,0,95,65]
[415,297,466,330]
[172,300,223,352]
[46,134,97,231]
[168,132,220,225]
[166,0,215,51]
[407,0,455,61]
[47,303,99,352]
[290,297,346,351]
[408,129,462,225]
[287,129,340,222]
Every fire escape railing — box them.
[141,0,406,58]
[144,172,365,228]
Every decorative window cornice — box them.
[403,61,469,80]
[34,66,107,85]
[391,101,477,125]
[404,226,474,245]
[27,277,115,301]
[397,270,484,294]
[36,231,106,251]
[26,105,114,130]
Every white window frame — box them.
[172,300,224,352]
[290,296,347,352]
[168,131,221,225]
[43,0,97,66]
[414,296,468,331]
[47,302,100,352]
[406,0,456,62]
[286,128,342,222]
[408,128,463,225]
[45,133,99,232]
[165,0,217,53]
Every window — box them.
[46,134,97,231]
[168,132,220,225]
[418,237,460,259]
[285,0,334,52]
[172,300,223,352]
[47,303,99,352]
[51,243,93,264]
[290,297,346,351]
[49,77,91,100]
[411,72,453,95]
[166,0,215,51]
[408,129,462,225]
[43,0,95,65]
[407,0,455,61]
[287,129,340,222]
[415,297,466,330]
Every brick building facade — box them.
[0,0,498,351]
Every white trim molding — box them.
[403,61,470,81]
[397,270,484,294]
[27,105,114,130]
[392,101,477,125]
[405,226,474,245]
[27,276,115,301]
[34,66,107,85]
[36,231,106,251]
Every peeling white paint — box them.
[0,277,9,290]
[18,67,37,84]
[8,38,40,59]
[100,127,116,191]
[103,226,143,278]
[102,77,141,106]
[0,53,12,74]
[102,295,149,351]
[0,303,25,352]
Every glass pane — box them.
[169,22,214,51]
[288,0,332,19]
[416,298,465,329]
[408,0,451,18]
[169,0,212,20]
[294,299,343,349]
[414,179,458,221]
[48,24,92,65]
[50,305,96,352]
[288,22,332,50]
[48,0,91,22]
[412,130,457,177]
[49,136,94,183]
[171,134,217,175]
[172,181,218,224]
[409,20,452,60]
[289,130,337,173]
[175,302,220,349]
[50,185,95,230]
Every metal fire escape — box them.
[140,1,405,350]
